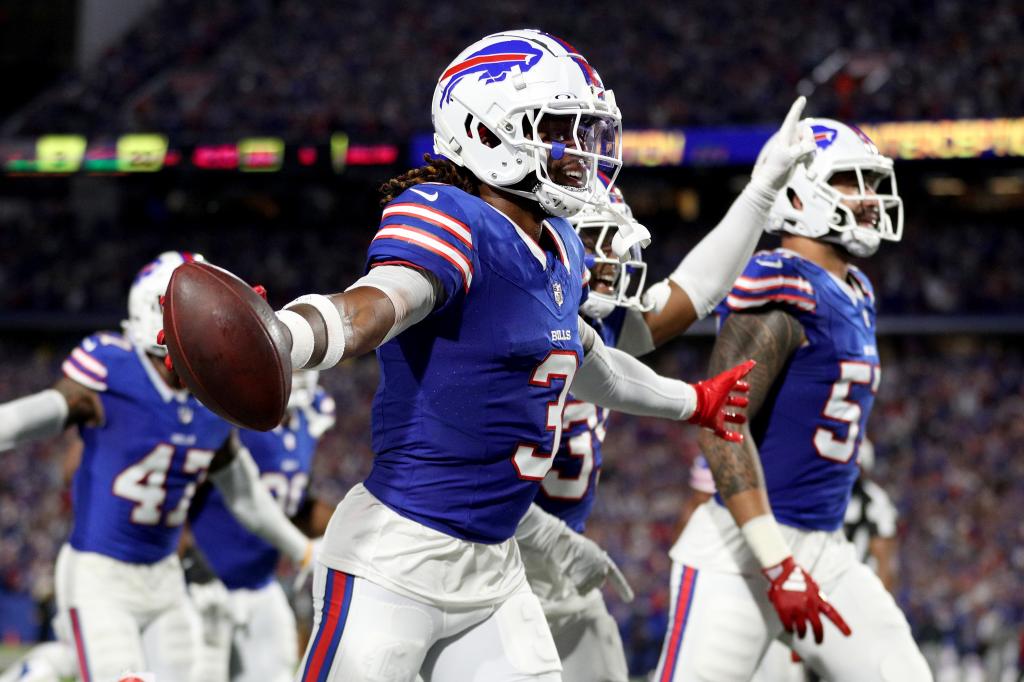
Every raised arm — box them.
[641,96,816,348]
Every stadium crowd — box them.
[2,185,1023,320]
[9,0,1024,138]
[1,333,1020,676]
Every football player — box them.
[188,370,336,682]
[177,30,750,681]
[517,97,819,682]
[0,252,316,682]
[653,120,933,681]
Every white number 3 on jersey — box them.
[511,351,579,481]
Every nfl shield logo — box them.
[552,281,564,307]
[177,405,193,425]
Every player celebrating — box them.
[654,120,932,681]
[189,370,336,682]
[0,252,315,682]
[516,97,818,682]
[166,30,753,681]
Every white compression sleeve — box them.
[209,439,308,563]
[571,318,697,420]
[345,265,437,343]
[0,389,69,452]
[669,180,776,319]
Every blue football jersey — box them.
[362,183,589,544]
[535,306,627,531]
[63,332,232,563]
[713,249,880,531]
[189,390,335,590]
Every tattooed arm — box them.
[698,308,805,527]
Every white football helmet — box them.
[432,29,622,217]
[766,118,903,258]
[572,179,651,319]
[123,251,201,356]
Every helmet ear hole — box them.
[476,123,501,149]
[464,114,474,138]
[787,187,803,210]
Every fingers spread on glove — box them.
[723,411,746,425]
[809,609,825,644]
[730,359,757,382]
[715,425,744,443]
[726,395,749,409]
[821,600,852,637]
[794,615,807,640]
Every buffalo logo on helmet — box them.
[439,39,544,106]
[811,125,838,150]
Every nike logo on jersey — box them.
[756,259,784,268]
[410,188,439,201]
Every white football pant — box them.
[193,579,299,682]
[654,503,932,682]
[54,543,201,682]
[544,589,629,682]
[295,563,561,682]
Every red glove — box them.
[763,557,851,644]
[688,359,755,442]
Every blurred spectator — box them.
[8,0,1024,138]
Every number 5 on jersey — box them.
[512,351,579,481]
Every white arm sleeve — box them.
[345,265,437,343]
[669,181,776,319]
[572,318,697,420]
[209,438,308,563]
[0,389,69,452]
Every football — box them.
[162,261,291,431]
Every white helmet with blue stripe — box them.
[432,29,622,218]
[766,118,903,258]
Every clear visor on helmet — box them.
[574,211,651,313]
[816,165,903,242]
[517,102,623,205]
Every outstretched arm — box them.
[276,265,441,370]
[208,432,312,566]
[571,318,752,440]
[0,377,103,452]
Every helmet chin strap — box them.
[825,228,881,258]
[532,181,590,218]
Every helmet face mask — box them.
[768,119,903,258]
[432,29,622,217]
[123,251,200,356]
[286,370,320,411]
[572,184,651,318]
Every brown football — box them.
[162,261,291,431]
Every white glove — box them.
[750,96,817,193]
[563,532,635,602]
[515,504,634,602]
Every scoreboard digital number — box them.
[238,137,284,172]
[117,134,168,172]
[36,135,87,173]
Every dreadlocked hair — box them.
[379,154,480,206]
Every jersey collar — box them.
[134,344,189,404]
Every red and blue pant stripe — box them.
[300,569,356,682]
[657,565,699,682]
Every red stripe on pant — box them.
[302,570,351,681]
[69,608,91,682]
[660,566,698,682]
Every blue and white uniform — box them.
[659,250,928,682]
[55,331,231,682]
[189,390,334,682]
[303,183,589,681]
